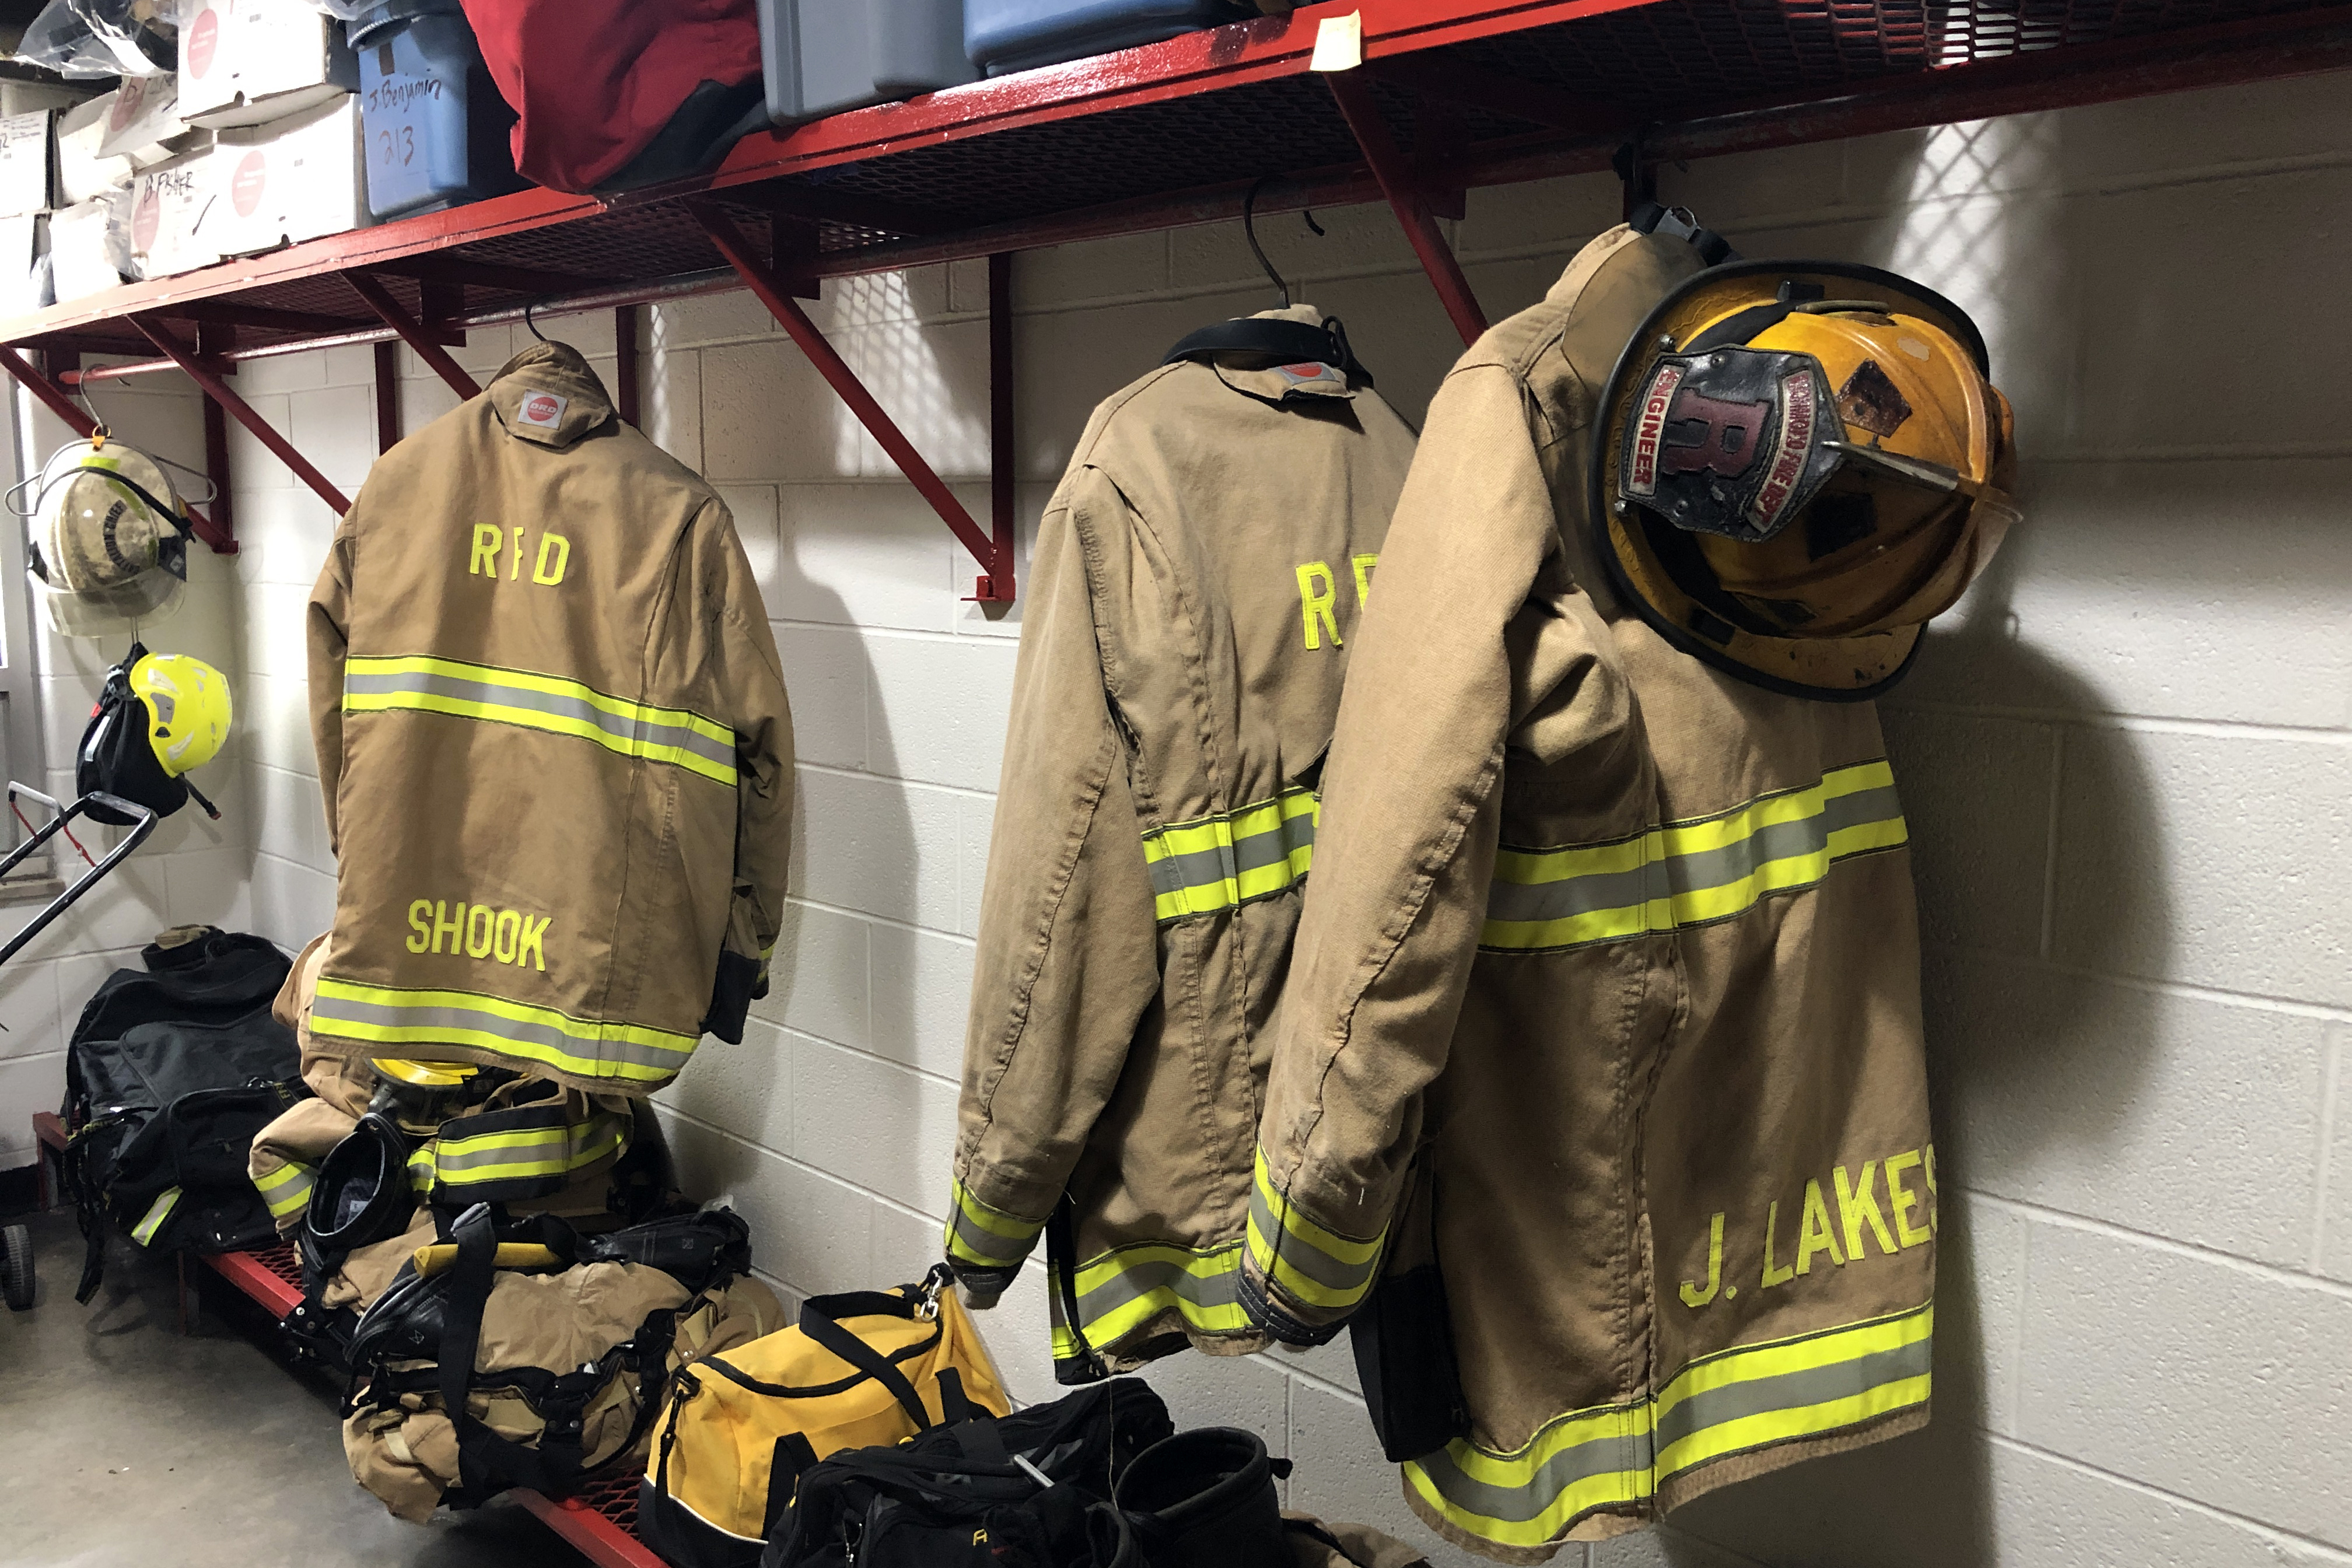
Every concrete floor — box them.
[0,1207,593,1567]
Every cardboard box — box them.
[55,94,135,208]
[0,213,50,318]
[0,111,52,219]
[212,94,366,254]
[127,149,221,279]
[96,75,192,170]
[180,0,359,130]
[50,194,128,303]
[0,82,90,118]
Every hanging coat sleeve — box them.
[1246,363,1638,1343]
[695,498,796,1044]
[946,482,1160,1307]
[307,521,358,855]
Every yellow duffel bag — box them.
[639,1265,1009,1568]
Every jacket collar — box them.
[1206,304,1358,405]
[485,341,615,449]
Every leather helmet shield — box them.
[1592,259,2001,701]
[30,442,191,639]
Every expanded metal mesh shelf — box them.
[5,0,2344,363]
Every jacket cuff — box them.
[699,947,762,1043]
[949,1262,1020,1310]
[1242,1148,1386,1343]
[943,1175,1047,1295]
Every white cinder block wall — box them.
[0,374,250,1173]
[15,68,2346,1568]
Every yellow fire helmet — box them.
[1591,259,2019,699]
[128,649,232,776]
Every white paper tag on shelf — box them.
[517,390,568,429]
[1311,11,1363,72]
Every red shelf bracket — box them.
[135,316,352,516]
[343,269,481,400]
[691,202,1016,604]
[373,340,402,454]
[984,251,1017,607]
[615,304,640,428]
[1323,67,1488,348]
[0,343,238,553]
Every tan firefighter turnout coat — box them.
[1245,228,1937,1559]
[946,306,1418,1378]
[306,342,793,1097]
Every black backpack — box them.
[762,1378,1175,1568]
[60,927,300,1300]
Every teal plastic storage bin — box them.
[966,0,1254,76]
[759,0,975,127]
[351,0,522,219]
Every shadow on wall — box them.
[1636,117,2178,1567]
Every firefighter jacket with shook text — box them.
[1244,228,1938,1561]
[944,306,1418,1377]
[306,342,793,1097]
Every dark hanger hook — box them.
[523,298,550,343]
[1242,177,1290,310]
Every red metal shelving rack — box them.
[0,0,2345,599]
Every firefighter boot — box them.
[1108,1427,1292,1568]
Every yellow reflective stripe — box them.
[1245,1148,1384,1311]
[344,654,737,786]
[310,977,696,1087]
[1404,1302,1933,1549]
[421,1115,627,1189]
[252,1159,316,1219]
[1143,786,1318,922]
[943,1178,1045,1270]
[130,1185,181,1247]
[1051,1240,1249,1360]
[1482,760,1906,952]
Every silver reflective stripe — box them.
[1485,784,1902,927]
[1072,1250,1241,1326]
[341,668,736,774]
[946,1202,1039,1270]
[1410,1334,1935,1524]
[1245,1181,1376,1297]
[130,1185,181,1247]
[253,1160,315,1219]
[1143,814,1316,898]
[308,983,694,1082]
[1651,1338,1932,1456]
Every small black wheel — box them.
[2,1222,33,1310]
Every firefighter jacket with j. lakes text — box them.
[1244,228,1937,1562]
[305,341,794,1097]
[945,306,1419,1379]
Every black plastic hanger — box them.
[1161,178,1371,384]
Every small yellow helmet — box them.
[1594,258,2018,699]
[127,650,232,776]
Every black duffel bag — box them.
[763,1377,1175,1568]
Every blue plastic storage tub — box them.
[759,0,974,127]
[965,0,1251,77]
[351,0,522,219]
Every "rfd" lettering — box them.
[406,898,551,971]
[468,524,570,586]
[1295,553,1378,650]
